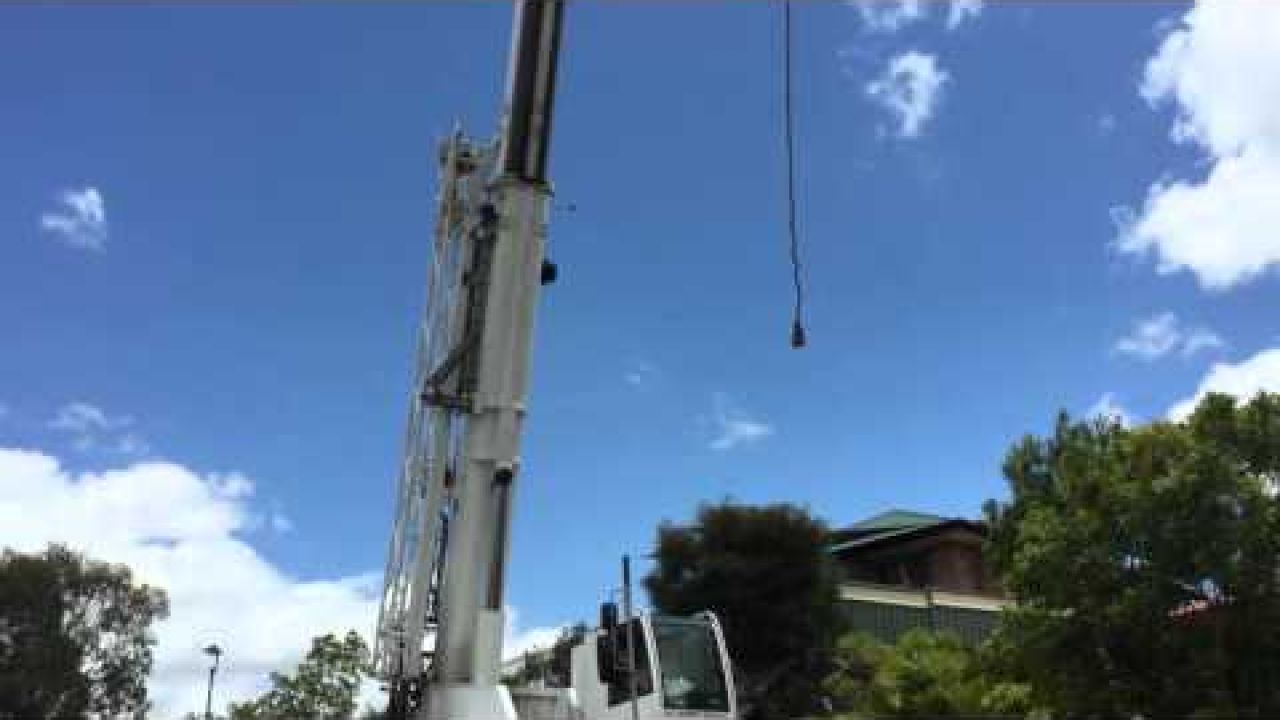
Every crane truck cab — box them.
[510,608,738,720]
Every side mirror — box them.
[600,602,619,631]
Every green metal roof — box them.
[829,524,937,552]
[829,509,984,554]
[846,509,948,532]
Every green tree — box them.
[228,630,371,720]
[547,622,589,688]
[985,392,1280,718]
[823,630,1033,719]
[502,646,554,688]
[644,501,842,720]
[0,543,169,719]
[501,622,588,689]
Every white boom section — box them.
[374,132,494,688]
[376,2,564,718]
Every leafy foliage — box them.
[547,622,589,688]
[501,622,589,688]
[228,631,370,720]
[643,501,842,719]
[985,392,1280,718]
[501,649,554,688]
[824,629,1033,719]
[0,543,169,719]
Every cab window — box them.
[653,618,730,713]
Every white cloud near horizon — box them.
[0,445,565,715]
[1169,348,1280,419]
[503,606,564,661]
[1113,312,1224,361]
[708,393,774,452]
[0,448,384,717]
[866,51,948,139]
[1118,1,1280,290]
[1087,392,1133,427]
[40,187,107,251]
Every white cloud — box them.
[624,360,658,390]
[1118,1,1280,290]
[866,51,948,139]
[946,0,983,30]
[40,187,107,251]
[268,509,293,534]
[852,0,925,33]
[48,402,148,457]
[1087,392,1133,427]
[1169,348,1280,419]
[49,402,125,433]
[0,448,383,717]
[115,432,151,457]
[851,0,981,32]
[503,606,563,661]
[1114,313,1180,359]
[1183,327,1227,357]
[1098,112,1118,136]
[708,393,774,452]
[1113,312,1223,361]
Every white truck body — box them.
[510,612,738,720]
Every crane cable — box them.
[783,0,808,349]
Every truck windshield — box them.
[653,617,731,713]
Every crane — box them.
[373,2,738,719]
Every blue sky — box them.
[5,0,1280,712]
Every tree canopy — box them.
[823,629,1033,719]
[985,391,1280,718]
[228,630,370,720]
[501,622,588,689]
[644,501,842,719]
[0,543,169,720]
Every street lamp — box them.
[202,644,223,720]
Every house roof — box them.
[829,509,985,553]
[846,509,948,532]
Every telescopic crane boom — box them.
[374,1,563,717]
[375,3,738,719]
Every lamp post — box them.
[202,644,223,720]
[622,555,640,720]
